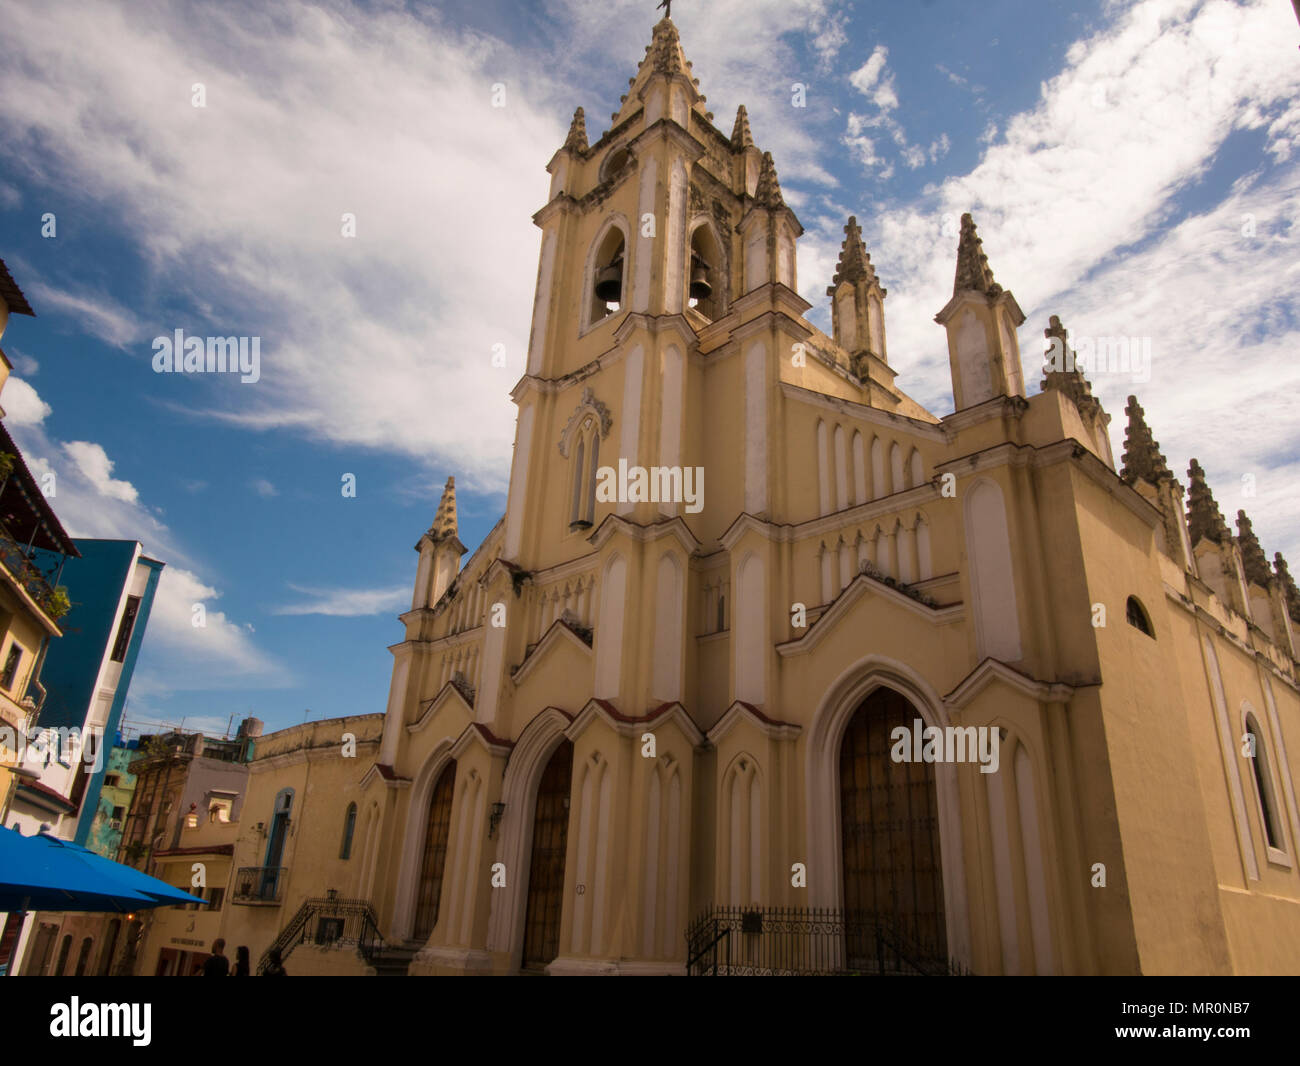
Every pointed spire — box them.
[1118,393,1171,484]
[1038,314,1100,414]
[1273,553,1300,623]
[755,151,784,209]
[649,15,685,75]
[731,104,753,149]
[827,215,880,291]
[564,106,588,153]
[1186,459,1231,546]
[953,213,1002,297]
[1236,511,1272,587]
[428,476,458,542]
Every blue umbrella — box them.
[0,827,206,974]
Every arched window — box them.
[74,936,93,977]
[1245,714,1284,851]
[413,761,456,941]
[340,802,358,860]
[54,934,72,976]
[688,222,724,322]
[569,417,601,531]
[589,225,626,325]
[1125,596,1153,637]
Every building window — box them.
[207,887,225,912]
[568,420,601,532]
[0,643,22,690]
[110,596,142,663]
[1125,596,1153,637]
[208,799,232,823]
[340,802,357,860]
[1245,714,1285,851]
[105,774,121,788]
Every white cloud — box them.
[813,0,1300,561]
[250,478,278,499]
[23,281,141,349]
[7,381,290,690]
[61,440,139,503]
[2,376,52,426]
[272,583,410,617]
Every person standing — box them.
[202,939,229,977]
[234,945,251,976]
[263,948,287,976]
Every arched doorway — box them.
[412,760,456,942]
[839,687,946,970]
[520,739,574,970]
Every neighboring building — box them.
[0,258,80,977]
[320,17,1298,975]
[84,733,140,860]
[3,539,164,977]
[0,259,78,824]
[72,722,255,977]
[134,801,239,977]
[215,714,384,976]
[119,724,254,873]
[8,539,163,840]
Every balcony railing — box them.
[685,906,968,976]
[0,523,66,622]
[257,895,385,974]
[233,866,287,904]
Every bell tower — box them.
[504,14,804,570]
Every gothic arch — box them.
[642,756,684,959]
[486,707,574,964]
[719,751,765,905]
[805,654,972,968]
[687,215,728,320]
[582,213,632,333]
[393,737,457,939]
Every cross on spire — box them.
[657,0,672,18]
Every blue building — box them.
[8,539,163,845]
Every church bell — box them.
[594,253,624,304]
[689,254,712,301]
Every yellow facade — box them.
[234,19,1300,977]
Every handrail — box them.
[257,896,385,974]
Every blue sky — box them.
[0,0,1297,736]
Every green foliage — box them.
[46,585,71,620]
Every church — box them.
[341,16,1300,975]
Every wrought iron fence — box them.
[233,866,287,903]
[685,906,967,976]
[258,896,385,974]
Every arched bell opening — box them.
[591,227,626,322]
[688,222,723,322]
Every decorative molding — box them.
[557,386,613,457]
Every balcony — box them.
[0,522,67,624]
[233,866,287,905]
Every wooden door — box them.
[412,761,456,941]
[839,687,946,970]
[521,740,574,970]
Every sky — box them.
[0,0,1296,737]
